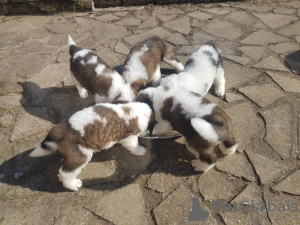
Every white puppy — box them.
[160,42,225,97]
[136,86,237,172]
[29,102,153,191]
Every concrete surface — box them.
[0,1,300,224]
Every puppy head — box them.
[135,89,156,134]
[131,79,147,96]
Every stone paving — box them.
[1,0,300,224]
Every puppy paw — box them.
[215,87,225,98]
[191,160,215,172]
[64,179,82,191]
[132,146,146,156]
[79,89,89,99]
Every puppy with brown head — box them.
[68,36,134,104]
[160,42,226,97]
[29,102,152,191]
[136,86,237,172]
[122,36,184,96]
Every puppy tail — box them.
[68,35,79,56]
[29,122,66,157]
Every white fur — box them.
[214,67,226,97]
[191,159,215,172]
[86,55,98,65]
[219,142,238,155]
[95,64,106,75]
[119,135,146,155]
[71,74,89,98]
[59,145,93,191]
[191,118,219,144]
[123,49,149,84]
[73,49,92,61]
[69,107,107,136]
[68,35,76,47]
[160,44,225,97]
[163,57,184,73]
[151,65,161,87]
[29,145,52,157]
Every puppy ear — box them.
[131,79,147,96]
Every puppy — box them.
[122,36,184,96]
[29,102,152,191]
[160,42,225,97]
[136,86,237,172]
[68,36,134,103]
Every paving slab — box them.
[215,152,256,181]
[277,21,300,36]
[95,13,120,22]
[231,183,261,206]
[238,46,269,61]
[263,191,300,225]
[205,7,231,15]
[85,183,147,225]
[224,55,252,66]
[225,11,257,26]
[191,19,205,28]
[10,107,52,142]
[245,150,287,184]
[137,16,157,29]
[163,16,191,35]
[115,17,141,26]
[187,11,213,21]
[253,55,289,72]
[90,22,130,42]
[198,169,236,201]
[273,7,296,15]
[261,103,293,159]
[225,93,243,102]
[202,20,243,40]
[0,113,14,128]
[95,45,126,67]
[269,42,300,54]
[166,33,188,46]
[223,60,261,89]
[124,27,172,45]
[253,21,268,29]
[156,14,177,22]
[272,170,300,195]
[239,84,285,108]
[152,6,183,15]
[219,212,254,225]
[253,13,298,29]
[225,102,264,151]
[0,94,23,110]
[78,161,117,182]
[266,70,300,93]
[153,185,217,225]
[45,22,77,34]
[240,30,289,46]
[114,41,130,55]
[192,31,216,45]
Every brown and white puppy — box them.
[29,102,152,191]
[136,86,237,172]
[160,42,225,97]
[68,36,134,103]
[122,36,184,96]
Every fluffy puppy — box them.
[160,42,225,97]
[68,36,134,103]
[122,36,184,96]
[136,86,237,172]
[29,102,152,191]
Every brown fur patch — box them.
[70,50,114,96]
[131,79,147,95]
[122,106,132,115]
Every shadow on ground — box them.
[0,137,202,193]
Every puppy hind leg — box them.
[219,141,238,156]
[213,66,225,97]
[151,65,161,87]
[163,48,184,73]
[71,74,89,98]
[59,145,93,191]
[120,135,146,156]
